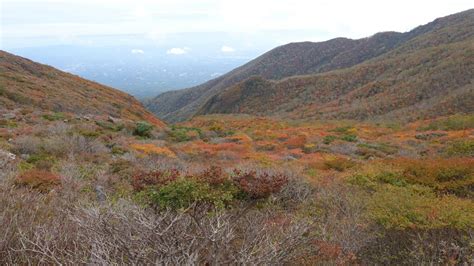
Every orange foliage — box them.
[284,135,307,149]
[15,169,61,192]
[181,140,250,159]
[130,143,176,158]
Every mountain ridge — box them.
[0,50,165,127]
[146,9,474,123]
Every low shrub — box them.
[96,121,124,132]
[12,136,42,155]
[375,172,407,187]
[340,134,357,142]
[132,169,180,191]
[367,185,474,230]
[15,169,61,192]
[130,143,176,158]
[133,121,154,138]
[302,143,318,154]
[323,157,356,172]
[25,153,56,170]
[445,139,474,157]
[168,126,202,142]
[419,114,474,131]
[285,135,307,149]
[358,228,474,265]
[42,112,66,121]
[196,166,228,186]
[355,147,382,159]
[209,125,235,137]
[323,135,337,145]
[148,178,237,209]
[398,159,473,197]
[232,169,288,199]
[330,126,353,133]
[357,143,397,155]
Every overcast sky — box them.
[1,0,472,50]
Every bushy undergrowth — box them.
[0,185,313,264]
[133,121,154,137]
[132,167,289,209]
[15,169,61,192]
[1,112,473,264]
[349,158,474,231]
[168,125,203,142]
[323,157,356,172]
[446,139,474,156]
[419,114,474,131]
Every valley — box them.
[0,8,473,265]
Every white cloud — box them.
[131,49,145,54]
[220,45,235,53]
[166,47,190,55]
[2,0,474,49]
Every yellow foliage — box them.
[368,184,474,230]
[130,143,176,158]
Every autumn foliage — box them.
[15,169,61,192]
[232,169,289,199]
[132,169,180,192]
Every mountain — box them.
[147,9,474,122]
[0,51,164,127]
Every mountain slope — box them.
[198,39,473,121]
[0,51,165,127]
[147,9,474,122]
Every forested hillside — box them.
[147,9,474,122]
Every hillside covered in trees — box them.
[147,9,474,122]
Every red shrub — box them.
[285,135,307,149]
[232,169,289,199]
[197,166,229,186]
[16,169,61,192]
[132,169,180,191]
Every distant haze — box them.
[2,0,472,97]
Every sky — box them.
[1,0,473,51]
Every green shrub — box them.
[168,126,202,142]
[111,146,127,155]
[349,172,407,188]
[78,129,101,138]
[375,172,407,187]
[445,140,474,156]
[420,115,474,131]
[330,126,352,133]
[323,135,337,145]
[133,121,153,138]
[42,112,66,121]
[26,154,56,170]
[148,178,237,209]
[348,174,376,189]
[436,167,472,182]
[209,125,235,137]
[358,143,398,155]
[388,159,473,198]
[368,185,474,229]
[96,121,124,132]
[340,134,357,142]
[323,157,356,172]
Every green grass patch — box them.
[168,125,203,142]
[42,112,66,121]
[419,114,474,131]
[445,139,474,157]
